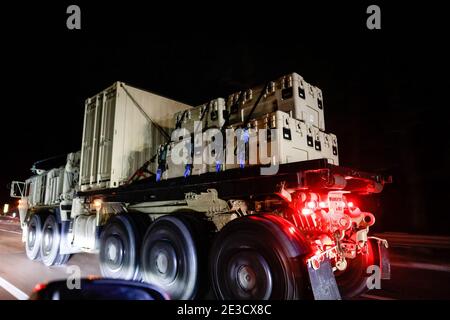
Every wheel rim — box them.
[39,215,66,266]
[220,249,273,299]
[42,224,54,257]
[27,223,37,250]
[99,215,141,280]
[104,235,125,272]
[147,240,178,285]
[141,216,198,300]
[211,215,310,300]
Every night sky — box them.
[1,2,448,234]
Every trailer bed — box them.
[78,159,391,203]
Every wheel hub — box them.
[149,241,178,284]
[108,243,117,261]
[28,226,36,247]
[105,235,124,271]
[237,265,257,291]
[156,251,169,274]
[43,226,54,255]
[225,250,273,299]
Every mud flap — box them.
[378,240,391,280]
[307,258,341,300]
[369,237,391,280]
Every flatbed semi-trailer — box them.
[10,75,391,300]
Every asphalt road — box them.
[0,216,449,300]
[0,217,100,300]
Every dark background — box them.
[1,2,448,234]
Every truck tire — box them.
[140,215,204,300]
[40,215,71,266]
[335,240,375,299]
[210,214,310,300]
[99,214,143,280]
[25,214,45,261]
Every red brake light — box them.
[307,201,316,209]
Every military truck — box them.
[10,74,390,300]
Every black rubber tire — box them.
[128,213,152,281]
[99,214,144,280]
[58,254,71,266]
[335,240,376,299]
[210,214,310,300]
[140,215,206,300]
[25,214,45,261]
[40,215,71,266]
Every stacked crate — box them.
[224,72,338,170]
[227,73,325,130]
[159,98,227,180]
[158,72,339,180]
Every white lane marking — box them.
[360,293,396,300]
[0,276,29,300]
[391,261,450,273]
[0,228,21,235]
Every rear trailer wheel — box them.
[99,214,144,280]
[40,215,71,266]
[140,215,205,300]
[25,214,45,261]
[210,214,310,300]
[335,240,375,299]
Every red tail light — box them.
[307,201,317,209]
[319,201,327,208]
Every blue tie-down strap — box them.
[242,129,249,144]
[215,161,221,173]
[156,168,162,182]
[238,129,249,168]
[307,258,342,300]
[238,151,246,168]
[184,164,192,178]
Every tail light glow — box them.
[307,201,317,209]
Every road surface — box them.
[0,216,100,299]
[0,216,449,300]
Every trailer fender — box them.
[258,214,342,300]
